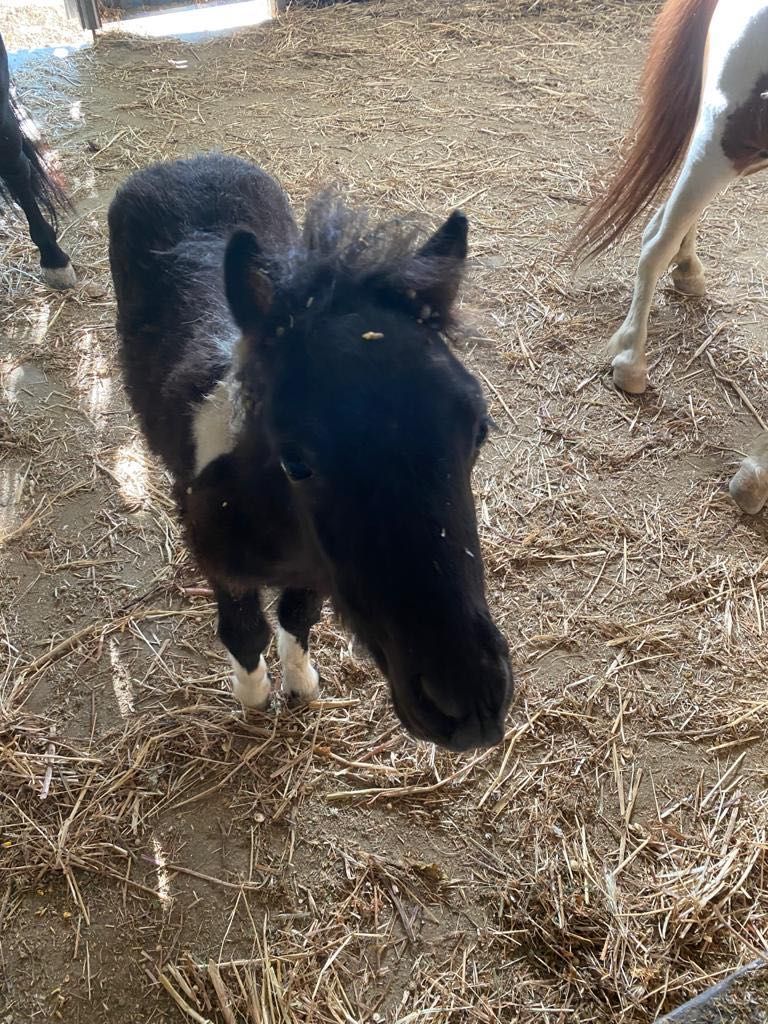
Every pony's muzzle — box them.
[409,655,513,752]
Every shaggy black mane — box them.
[259,191,464,324]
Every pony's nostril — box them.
[448,715,504,752]
[417,675,463,721]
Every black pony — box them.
[0,33,74,288]
[108,153,512,752]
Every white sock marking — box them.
[277,627,319,701]
[729,433,768,514]
[228,652,271,708]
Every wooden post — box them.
[63,0,102,32]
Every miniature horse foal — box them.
[108,154,512,752]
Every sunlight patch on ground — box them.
[0,311,51,394]
[151,835,173,906]
[0,462,27,536]
[2,362,49,409]
[108,638,136,717]
[113,438,150,508]
[76,328,112,422]
[31,304,51,346]
[102,0,272,40]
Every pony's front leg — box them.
[609,137,735,394]
[729,433,768,514]
[277,588,323,702]
[215,588,272,708]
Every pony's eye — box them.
[280,450,313,481]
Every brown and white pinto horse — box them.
[572,0,768,513]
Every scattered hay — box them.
[2,0,768,1021]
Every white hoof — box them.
[228,653,271,708]
[607,325,648,393]
[611,350,648,395]
[672,271,706,297]
[277,628,320,702]
[41,262,76,290]
[729,458,768,515]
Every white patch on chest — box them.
[192,374,241,476]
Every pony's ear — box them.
[402,211,469,319]
[224,229,274,331]
[420,210,469,262]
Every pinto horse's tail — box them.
[0,93,71,225]
[570,0,719,261]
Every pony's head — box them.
[225,196,512,750]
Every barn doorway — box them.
[64,0,278,36]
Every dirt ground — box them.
[2,1,768,1022]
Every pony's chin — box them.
[388,680,462,751]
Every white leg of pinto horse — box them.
[608,127,737,395]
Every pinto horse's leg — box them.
[277,588,323,702]
[671,224,707,296]
[215,588,272,708]
[730,433,768,515]
[608,134,736,394]
[0,118,74,289]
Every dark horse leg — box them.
[0,36,75,288]
[277,588,323,701]
[216,588,272,708]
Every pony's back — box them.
[108,154,298,316]
[108,154,299,478]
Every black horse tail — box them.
[2,93,72,225]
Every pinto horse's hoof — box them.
[672,271,707,297]
[282,664,320,703]
[729,458,768,514]
[42,261,77,290]
[611,351,648,395]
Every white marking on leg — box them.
[277,627,319,702]
[228,652,271,708]
[192,375,241,475]
[609,120,736,394]
[41,262,76,290]
[730,433,768,514]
